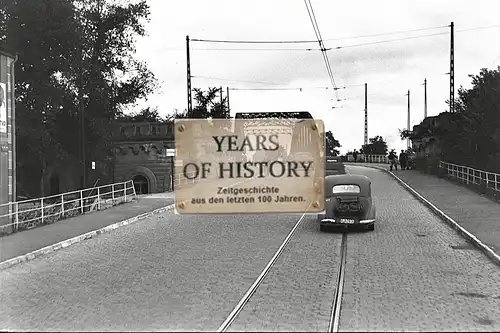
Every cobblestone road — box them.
[0,211,304,331]
[340,166,500,332]
[228,217,343,332]
[1,166,499,331]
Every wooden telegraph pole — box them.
[424,78,427,119]
[364,83,368,146]
[450,22,455,112]
[186,35,192,114]
[406,90,411,149]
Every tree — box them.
[399,129,412,140]
[407,66,500,171]
[325,130,341,156]
[189,87,230,119]
[1,0,81,196]
[168,109,189,120]
[117,107,165,123]
[1,0,158,195]
[360,135,388,155]
[449,67,500,170]
[71,0,159,167]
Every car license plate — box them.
[340,218,355,224]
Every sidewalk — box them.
[0,192,174,263]
[349,163,500,258]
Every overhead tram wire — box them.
[191,75,284,86]
[304,0,339,96]
[189,24,448,44]
[303,0,340,100]
[191,47,321,51]
[191,32,452,52]
[191,24,500,52]
[192,75,334,90]
[229,87,304,91]
[229,86,332,91]
[342,72,450,92]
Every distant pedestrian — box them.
[388,150,398,171]
[399,150,408,170]
[353,150,358,163]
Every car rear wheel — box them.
[367,224,374,231]
[320,225,328,232]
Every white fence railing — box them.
[172,170,198,187]
[346,154,390,164]
[439,161,500,192]
[0,180,137,234]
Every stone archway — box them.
[125,166,158,193]
[133,175,149,194]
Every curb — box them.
[356,163,500,267]
[0,203,176,271]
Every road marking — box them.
[352,164,500,267]
[216,202,313,332]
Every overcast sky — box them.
[132,0,500,154]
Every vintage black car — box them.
[325,156,346,175]
[318,174,375,231]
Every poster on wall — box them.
[0,82,6,133]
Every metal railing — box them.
[172,170,198,187]
[346,154,389,164]
[439,161,500,192]
[0,180,137,234]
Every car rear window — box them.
[332,184,361,194]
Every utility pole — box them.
[450,22,455,112]
[220,86,223,110]
[364,83,368,145]
[226,86,230,113]
[406,90,411,149]
[78,45,86,189]
[424,78,427,119]
[80,72,86,188]
[186,35,192,114]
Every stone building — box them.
[410,112,459,158]
[111,121,175,194]
[410,115,440,157]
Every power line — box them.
[324,25,449,41]
[344,92,381,100]
[229,87,303,91]
[327,31,449,50]
[229,86,332,91]
[190,24,500,52]
[303,0,340,99]
[191,75,284,86]
[490,53,500,67]
[343,72,449,90]
[193,75,348,91]
[457,24,500,32]
[192,38,317,44]
[190,25,448,44]
[191,31,449,52]
[192,47,320,51]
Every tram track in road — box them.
[328,233,347,333]
[216,204,349,332]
